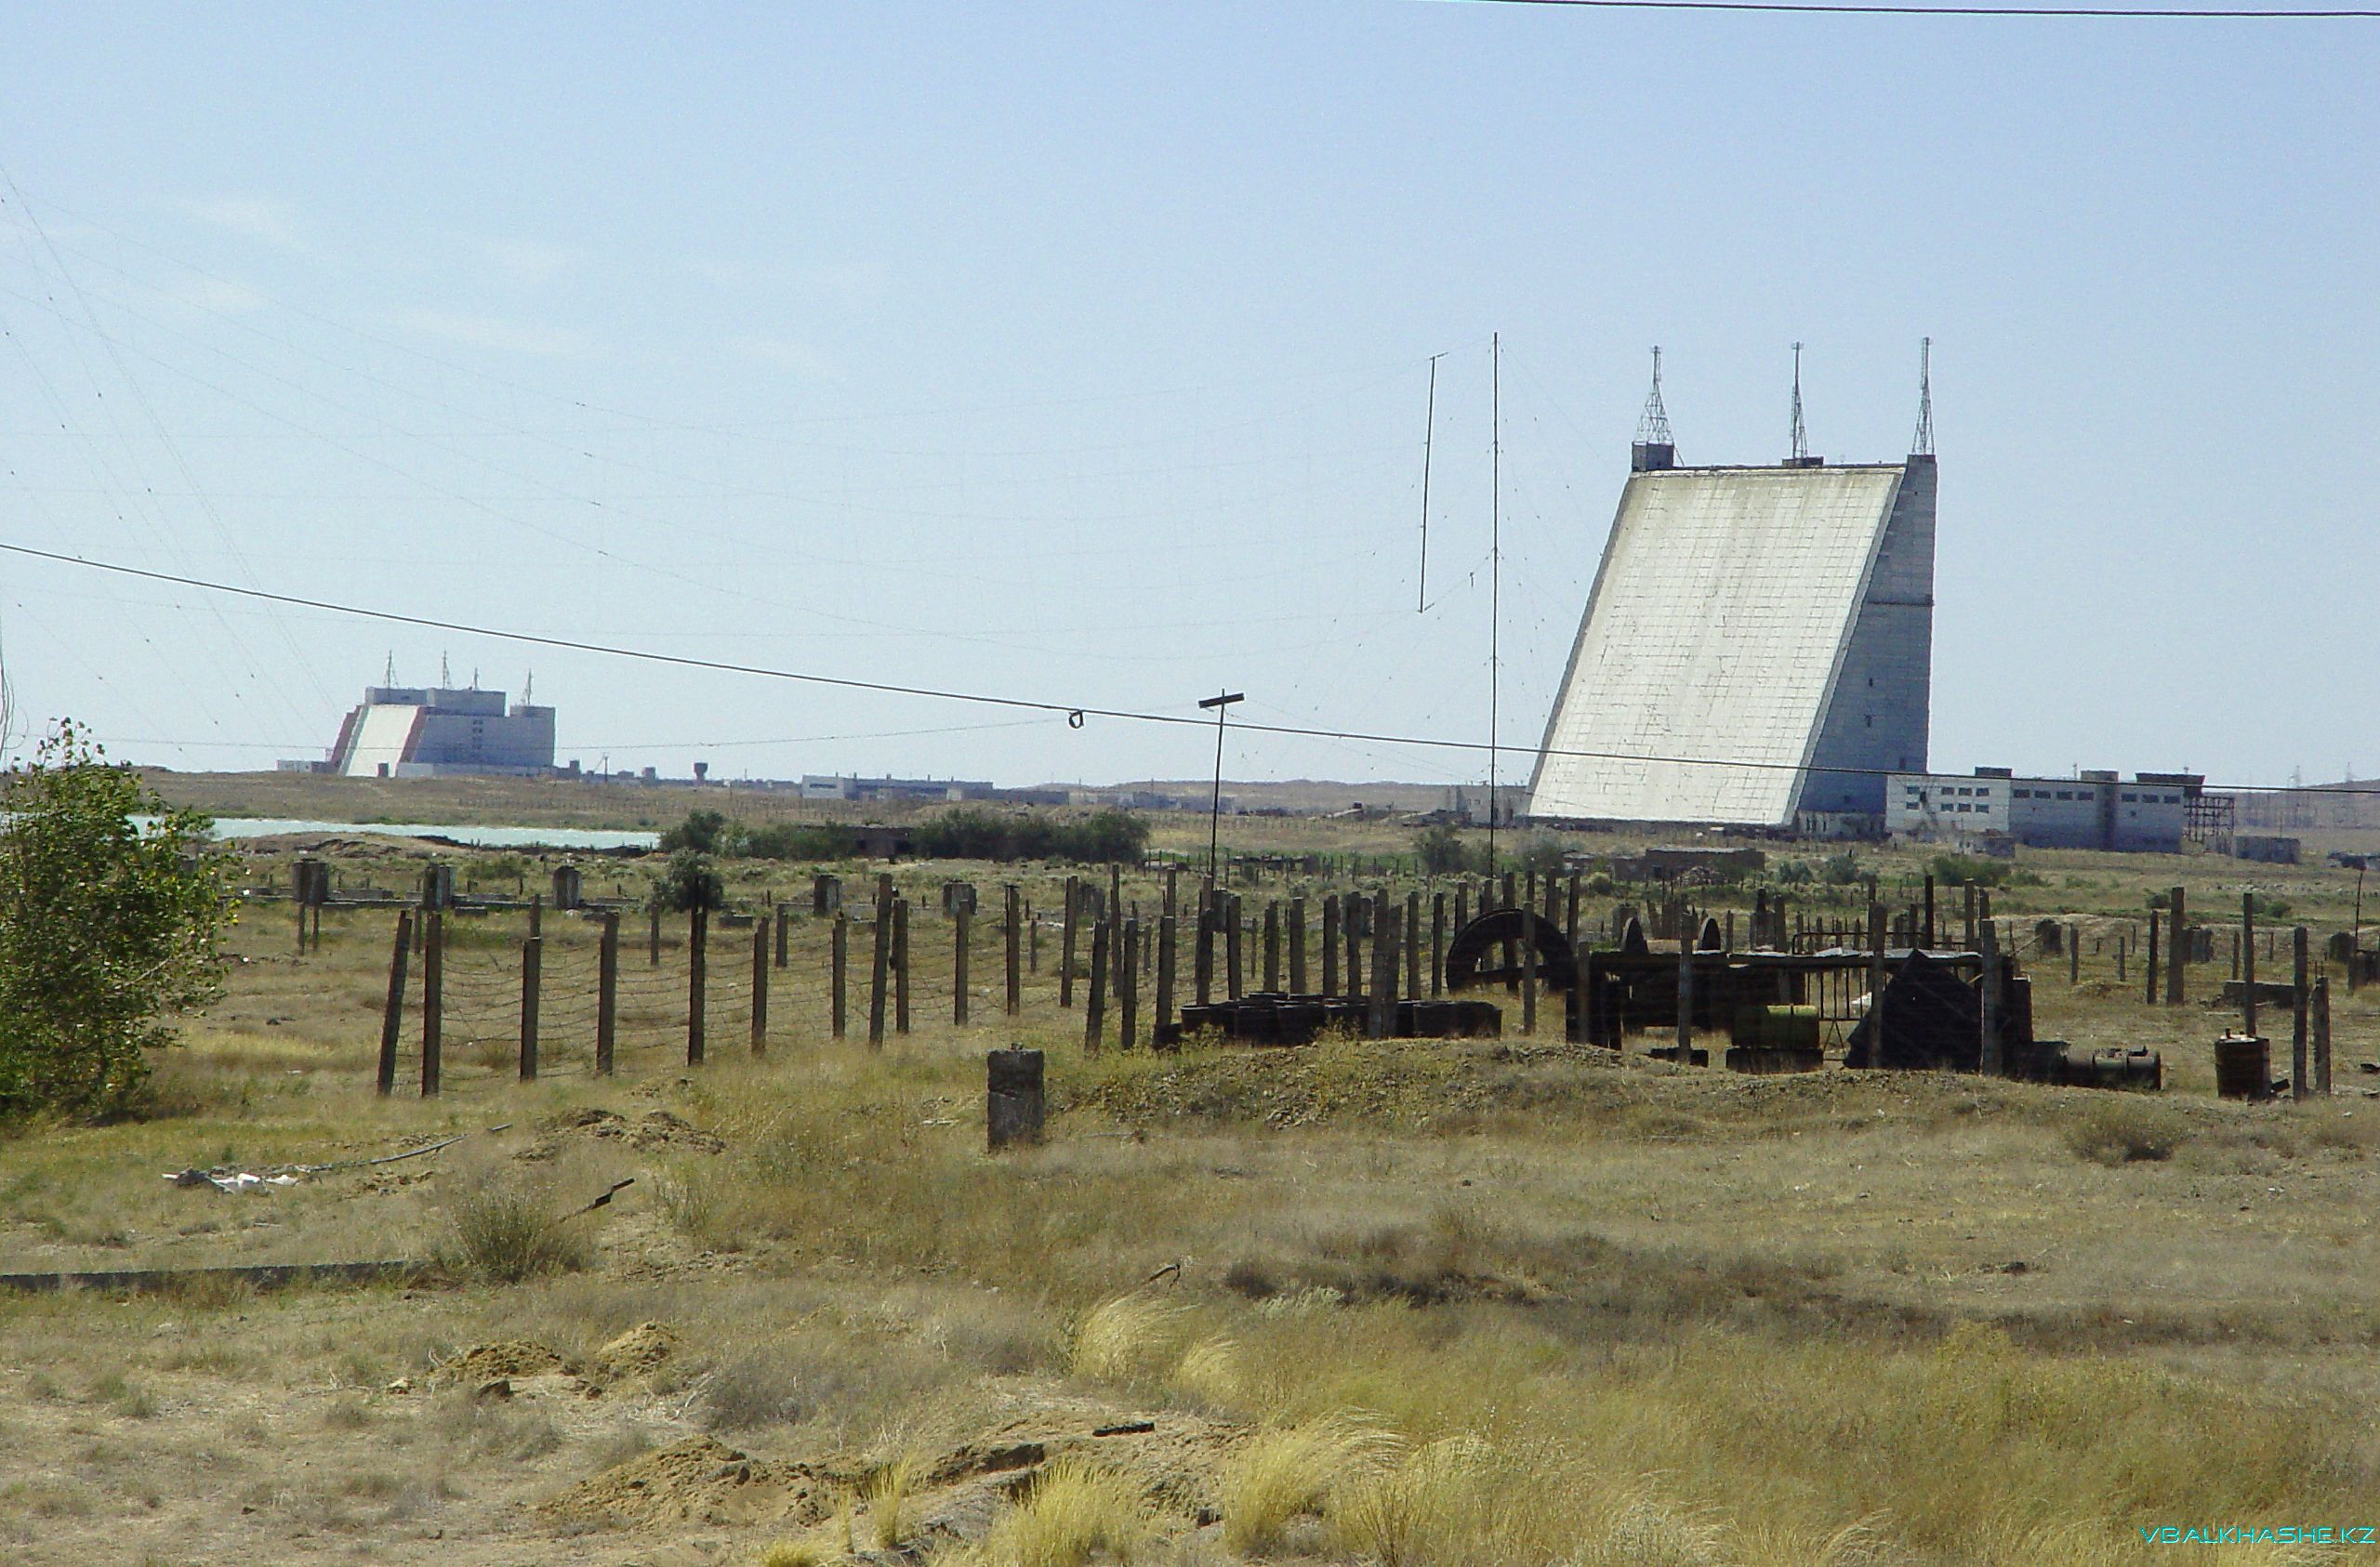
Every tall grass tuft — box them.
[1068,1294,1190,1384]
[866,1452,920,1550]
[1166,1333,1242,1407]
[961,1456,1152,1567]
[1221,1411,1401,1556]
[438,1176,588,1284]
[1327,1432,1492,1566]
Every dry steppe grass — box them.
[5,829,2379,1564]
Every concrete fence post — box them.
[986,1047,1044,1151]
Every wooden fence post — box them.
[1674,923,1693,1069]
[1405,890,1421,999]
[2144,909,2161,1007]
[2166,886,2187,1006]
[688,907,707,1066]
[1522,911,1539,1035]
[2069,924,2080,984]
[2314,975,2332,1096]
[1368,901,1398,1038]
[2241,893,2257,1038]
[421,911,443,1098]
[894,898,911,1035]
[2292,926,2310,1101]
[597,912,617,1075]
[377,910,410,1096]
[1156,907,1178,1032]
[832,910,849,1041]
[1225,894,1244,1000]
[1119,917,1139,1048]
[1979,918,2003,1076]
[1345,894,1365,1004]
[751,921,769,1054]
[775,903,790,969]
[1320,894,1340,996]
[1962,883,1977,950]
[1431,892,1446,997]
[1004,885,1022,1016]
[520,934,542,1081]
[1084,915,1109,1053]
[1263,902,1280,993]
[1865,902,1885,1068]
[1289,896,1307,994]
[1060,876,1080,1008]
[1194,896,1214,1006]
[954,897,972,1026]
[649,904,661,967]
[868,879,891,1047]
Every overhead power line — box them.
[1466,0,2377,14]
[2,538,2373,798]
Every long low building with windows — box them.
[1886,767,2204,852]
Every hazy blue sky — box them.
[3,2,2373,793]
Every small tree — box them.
[0,722,231,1122]
[660,808,731,854]
[651,849,724,913]
[1414,823,1471,876]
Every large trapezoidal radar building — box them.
[314,682,557,777]
[1526,350,1937,832]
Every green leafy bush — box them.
[912,808,1148,864]
[660,808,731,853]
[1414,823,1472,876]
[650,849,724,913]
[0,723,230,1122]
[737,821,858,860]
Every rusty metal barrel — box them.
[2214,1034,2273,1101]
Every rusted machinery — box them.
[2023,1042,2162,1092]
[1842,950,2029,1072]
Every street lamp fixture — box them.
[1199,691,1244,885]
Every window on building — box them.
[2056,790,2073,800]
[2122,792,2137,802]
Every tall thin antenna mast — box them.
[1789,342,1808,463]
[1418,353,1442,612]
[383,650,395,686]
[1912,336,1935,455]
[1488,332,1501,869]
[1637,346,1672,444]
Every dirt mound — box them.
[541,1436,833,1528]
[593,1320,681,1380]
[923,1394,1243,1525]
[516,1107,725,1161]
[442,1339,570,1383]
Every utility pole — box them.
[1200,691,1244,887]
[1487,330,1501,874]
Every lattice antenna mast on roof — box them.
[1912,336,1935,456]
[1789,342,1808,463]
[1635,347,1673,446]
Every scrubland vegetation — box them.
[4,800,2378,1564]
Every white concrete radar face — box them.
[1525,456,1936,829]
